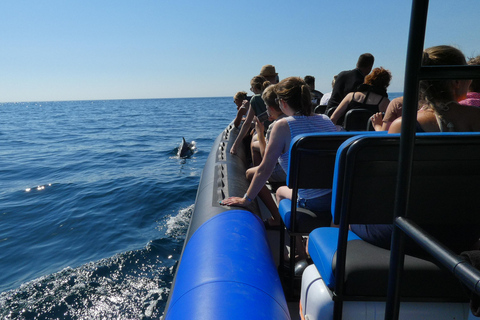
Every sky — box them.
[1,0,479,103]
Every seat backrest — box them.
[332,132,480,226]
[329,132,480,308]
[287,132,379,191]
[343,108,375,131]
[325,107,336,117]
[314,104,327,114]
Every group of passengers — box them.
[221,45,480,261]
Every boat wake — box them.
[165,204,194,239]
[0,206,193,319]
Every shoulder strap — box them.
[362,90,371,107]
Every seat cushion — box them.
[308,228,468,300]
[308,228,360,288]
[278,199,331,233]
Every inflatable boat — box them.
[163,125,480,320]
[164,122,292,319]
[164,0,480,318]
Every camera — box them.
[257,111,269,123]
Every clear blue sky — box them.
[1,0,479,102]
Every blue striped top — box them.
[278,114,337,199]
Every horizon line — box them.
[0,92,405,105]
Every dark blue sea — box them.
[0,98,236,319]
[0,93,402,319]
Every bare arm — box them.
[233,106,247,128]
[388,117,403,133]
[330,93,353,125]
[255,118,266,158]
[221,119,290,207]
[230,104,254,154]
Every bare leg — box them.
[246,167,281,226]
[276,186,307,259]
[250,134,262,167]
[275,185,292,203]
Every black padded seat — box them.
[338,240,467,299]
[343,108,376,131]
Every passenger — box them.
[245,85,287,224]
[371,96,403,131]
[330,67,391,127]
[260,64,279,84]
[351,45,480,255]
[326,53,375,111]
[304,75,324,108]
[232,91,249,128]
[230,76,270,156]
[319,75,337,106]
[249,85,287,168]
[459,55,480,107]
[388,46,480,133]
[221,77,336,257]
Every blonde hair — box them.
[262,85,280,111]
[420,45,468,132]
[420,45,467,111]
[234,91,247,101]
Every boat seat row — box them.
[319,108,376,131]
[277,132,381,292]
[292,132,480,319]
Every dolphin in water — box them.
[177,137,195,158]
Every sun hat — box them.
[260,64,278,77]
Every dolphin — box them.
[177,137,195,158]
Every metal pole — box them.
[384,0,429,319]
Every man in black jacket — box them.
[326,53,375,111]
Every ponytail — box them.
[300,84,312,116]
[261,80,271,92]
[275,77,312,116]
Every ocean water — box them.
[0,93,402,319]
[0,98,236,319]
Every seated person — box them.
[330,67,391,127]
[221,77,337,257]
[304,75,323,108]
[352,45,480,255]
[260,64,279,84]
[371,96,403,131]
[245,85,287,227]
[230,76,270,156]
[232,91,249,128]
[319,75,337,107]
[248,85,287,181]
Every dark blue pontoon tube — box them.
[165,210,290,320]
